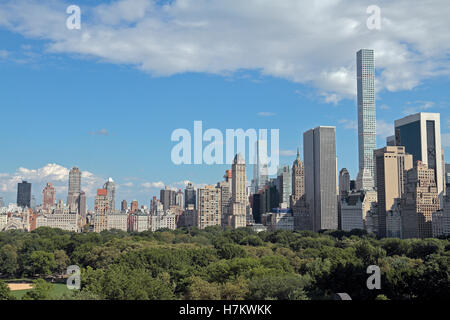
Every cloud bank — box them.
[0,0,449,102]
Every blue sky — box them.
[0,0,449,208]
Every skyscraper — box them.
[253,139,269,193]
[291,148,305,208]
[17,181,32,208]
[277,165,291,206]
[374,146,413,238]
[218,170,232,226]
[338,168,351,230]
[339,168,351,198]
[42,182,56,211]
[394,113,444,203]
[196,185,222,229]
[356,49,376,190]
[79,191,87,222]
[93,189,109,233]
[304,126,338,231]
[400,161,439,239]
[121,200,128,213]
[130,200,139,213]
[160,186,176,211]
[230,153,247,228]
[445,164,450,192]
[103,178,116,212]
[184,182,196,210]
[175,189,185,209]
[30,196,36,211]
[67,167,81,213]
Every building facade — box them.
[395,113,444,204]
[374,146,413,238]
[17,181,31,208]
[196,185,221,229]
[356,49,376,190]
[230,153,247,228]
[93,188,109,233]
[304,126,338,231]
[400,161,440,239]
[42,182,56,212]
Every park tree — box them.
[248,274,311,300]
[54,250,70,276]
[0,280,15,300]
[221,277,249,300]
[216,243,247,260]
[0,244,19,276]
[29,251,57,276]
[187,276,221,300]
[23,279,53,300]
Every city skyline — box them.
[1,1,450,207]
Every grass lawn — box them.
[11,282,73,300]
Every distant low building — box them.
[249,223,267,233]
[36,212,79,232]
[0,214,7,231]
[340,190,377,232]
[264,209,294,232]
[130,210,149,233]
[386,209,402,238]
[107,211,128,232]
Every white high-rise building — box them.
[356,49,376,190]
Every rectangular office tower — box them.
[374,146,413,238]
[17,181,32,208]
[304,126,338,231]
[356,49,376,190]
[395,113,444,203]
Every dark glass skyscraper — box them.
[394,113,444,202]
[17,181,32,208]
[185,182,196,209]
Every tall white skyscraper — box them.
[356,49,376,190]
[304,126,338,231]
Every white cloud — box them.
[141,181,165,189]
[0,50,9,59]
[0,163,105,203]
[377,119,394,139]
[257,112,276,117]
[339,119,358,130]
[122,182,134,187]
[89,128,109,136]
[0,0,449,103]
[279,149,297,157]
[403,101,435,115]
